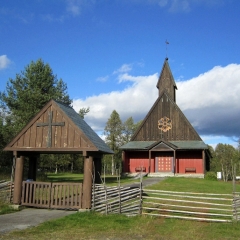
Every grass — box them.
[0,202,19,215]
[1,176,240,239]
[146,177,240,194]
[1,211,240,240]
[39,172,138,186]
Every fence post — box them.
[139,174,143,215]
[104,185,108,214]
[119,186,121,214]
[92,183,95,210]
[232,164,237,222]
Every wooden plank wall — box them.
[133,93,201,142]
[12,105,90,149]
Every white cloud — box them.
[113,64,132,75]
[177,64,240,137]
[66,0,95,16]
[96,76,109,82]
[146,0,225,12]
[0,55,11,70]
[73,73,158,132]
[73,63,240,142]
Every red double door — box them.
[155,154,174,172]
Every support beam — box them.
[202,150,206,174]
[82,156,93,209]
[13,156,24,204]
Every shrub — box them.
[205,171,217,181]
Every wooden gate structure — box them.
[21,181,83,210]
[3,100,113,209]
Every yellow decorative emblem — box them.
[158,117,172,132]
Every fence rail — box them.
[92,183,142,216]
[0,180,14,203]
[142,189,233,222]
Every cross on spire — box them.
[165,40,169,58]
[36,111,65,147]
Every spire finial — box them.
[165,40,169,58]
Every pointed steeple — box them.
[156,58,177,102]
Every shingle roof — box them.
[120,140,208,150]
[170,141,208,149]
[56,101,113,154]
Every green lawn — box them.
[1,211,240,240]
[41,172,138,186]
[1,177,240,239]
[146,177,240,194]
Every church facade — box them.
[120,58,210,177]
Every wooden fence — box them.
[21,181,82,210]
[233,192,240,221]
[0,180,14,203]
[92,183,142,216]
[142,189,233,222]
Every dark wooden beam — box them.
[13,156,24,204]
[82,156,93,209]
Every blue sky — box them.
[0,0,240,148]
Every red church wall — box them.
[124,151,154,173]
[176,151,203,174]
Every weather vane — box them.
[165,40,169,58]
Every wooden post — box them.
[148,151,151,173]
[28,155,37,181]
[13,155,24,204]
[121,151,125,174]
[82,156,93,209]
[202,150,205,174]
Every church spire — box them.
[156,58,177,102]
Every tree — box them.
[0,59,72,134]
[0,59,72,171]
[122,117,142,144]
[79,107,90,119]
[207,145,219,172]
[215,143,238,181]
[104,110,123,175]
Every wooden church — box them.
[120,58,210,177]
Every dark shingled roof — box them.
[56,101,113,154]
[120,140,208,150]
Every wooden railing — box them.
[92,183,142,216]
[142,189,233,222]
[0,180,14,203]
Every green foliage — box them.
[103,110,142,174]
[38,154,84,174]
[0,59,72,134]
[78,107,90,119]
[205,171,217,181]
[0,59,72,170]
[0,202,19,215]
[215,143,238,181]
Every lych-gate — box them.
[4,100,113,209]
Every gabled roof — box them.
[4,100,113,154]
[120,140,208,151]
